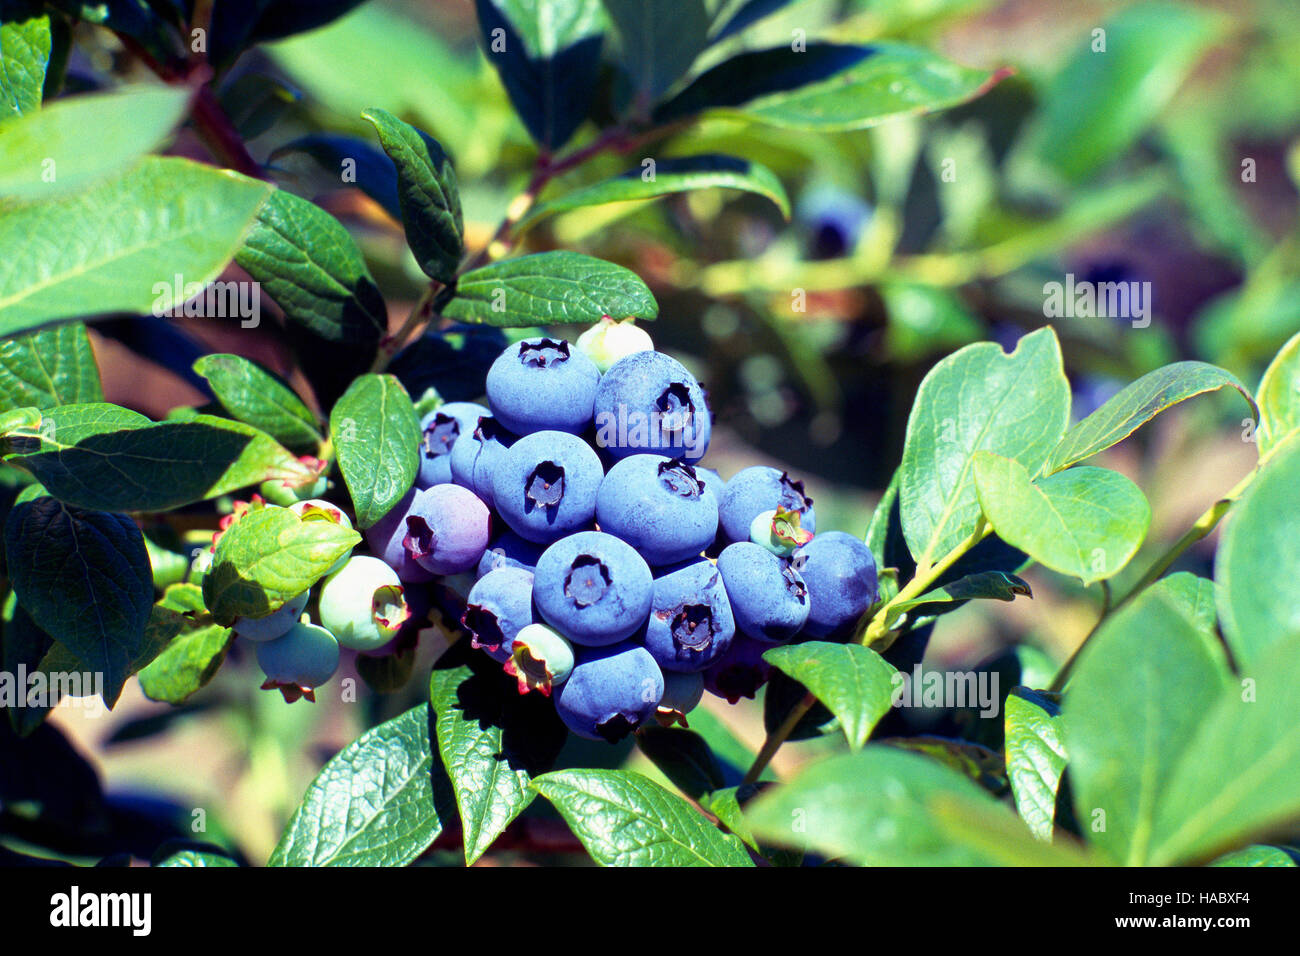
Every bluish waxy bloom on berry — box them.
[644,558,734,672]
[402,483,491,575]
[504,622,575,696]
[256,622,340,703]
[486,337,600,436]
[318,555,410,652]
[554,641,664,742]
[719,465,815,544]
[417,401,489,488]
[462,566,535,664]
[492,430,603,544]
[477,528,547,578]
[365,487,436,583]
[289,498,354,574]
[717,542,809,644]
[791,531,879,638]
[702,633,773,704]
[576,316,653,372]
[656,670,705,727]
[533,531,653,646]
[693,465,725,504]
[595,455,719,566]
[592,350,711,462]
[233,590,309,643]
[449,414,516,508]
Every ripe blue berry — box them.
[486,337,600,436]
[318,556,410,652]
[449,414,516,508]
[402,483,491,575]
[595,455,718,566]
[256,622,340,702]
[365,487,435,583]
[417,402,489,488]
[504,623,575,696]
[233,590,309,643]
[644,559,734,672]
[554,642,664,742]
[533,531,653,646]
[702,634,773,704]
[791,531,879,637]
[719,466,815,544]
[477,529,547,578]
[656,670,705,727]
[462,566,535,663]
[717,542,809,643]
[592,350,711,462]
[491,430,603,544]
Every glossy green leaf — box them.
[202,506,360,625]
[762,641,897,749]
[360,108,463,283]
[193,354,321,453]
[1064,589,1231,865]
[973,455,1150,586]
[635,725,725,799]
[892,570,1032,615]
[267,134,401,222]
[4,497,152,706]
[329,374,419,528]
[1044,361,1255,474]
[234,188,387,348]
[1004,688,1066,841]
[1214,436,1300,670]
[1210,846,1297,867]
[530,768,754,866]
[137,616,233,706]
[154,849,238,868]
[604,0,710,104]
[0,322,102,412]
[0,2,50,120]
[443,251,658,327]
[898,327,1070,567]
[0,157,273,336]
[1144,572,1227,668]
[269,705,444,866]
[519,154,790,233]
[1256,331,1300,457]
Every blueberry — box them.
[717,542,809,644]
[694,465,725,503]
[417,402,489,488]
[486,337,600,436]
[365,487,436,583]
[318,555,410,652]
[504,622,575,696]
[491,430,603,544]
[576,316,654,372]
[449,414,516,508]
[592,350,711,462]
[401,483,491,575]
[233,590,309,643]
[462,566,535,663]
[595,455,719,566]
[256,622,340,702]
[719,466,815,544]
[749,507,813,556]
[791,531,879,638]
[533,531,653,646]
[477,529,547,578]
[702,634,773,704]
[554,642,664,742]
[644,559,734,672]
[656,670,705,727]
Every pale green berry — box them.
[256,622,340,702]
[318,556,409,652]
[749,507,813,556]
[504,623,575,696]
[576,316,653,373]
[234,590,310,642]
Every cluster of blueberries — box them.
[219,319,879,739]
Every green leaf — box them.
[0,157,273,336]
[1004,688,1066,841]
[193,354,321,453]
[762,641,897,750]
[269,705,445,866]
[209,0,368,69]
[1214,436,1300,670]
[202,505,360,625]
[360,108,464,283]
[709,0,799,43]
[0,84,190,200]
[0,322,102,412]
[1144,571,1227,668]
[635,725,725,799]
[530,768,754,866]
[655,43,1005,131]
[891,570,1032,615]
[233,188,387,348]
[1256,331,1300,457]
[973,455,1150,586]
[267,134,401,222]
[1,591,55,735]
[880,282,984,363]
[4,497,152,706]
[604,0,710,105]
[744,746,1090,866]
[443,251,658,327]
[329,374,419,528]
[898,327,1070,567]
[475,0,606,150]
[137,616,233,706]
[154,849,239,867]
[1044,361,1256,474]
[519,155,790,233]
[1064,588,1231,865]
[0,2,50,120]
[1210,846,1297,867]
[5,403,318,513]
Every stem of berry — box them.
[743,691,815,785]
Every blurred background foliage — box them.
[14,0,1297,864]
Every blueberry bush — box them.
[1,0,1298,869]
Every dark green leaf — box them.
[210,0,368,68]
[154,849,239,867]
[0,1,50,119]
[1,591,55,735]
[193,354,321,453]
[604,0,710,105]
[763,641,896,749]
[329,374,419,528]
[709,0,798,43]
[0,322,102,414]
[892,570,1032,615]
[636,725,725,799]
[267,134,401,222]
[1004,688,1066,841]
